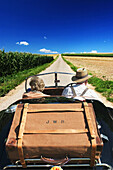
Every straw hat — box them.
[72,68,92,83]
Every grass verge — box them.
[62,53,113,57]
[63,57,78,72]
[0,56,58,97]
[62,56,113,102]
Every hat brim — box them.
[72,75,92,83]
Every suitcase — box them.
[6,101,103,168]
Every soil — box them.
[65,56,113,81]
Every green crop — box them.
[0,50,53,77]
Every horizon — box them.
[1,0,113,54]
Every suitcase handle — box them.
[41,156,69,165]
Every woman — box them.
[23,76,49,98]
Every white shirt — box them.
[62,83,101,101]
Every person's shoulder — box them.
[86,89,102,101]
[73,83,86,89]
[88,88,98,94]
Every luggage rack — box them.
[3,158,112,169]
[4,97,112,169]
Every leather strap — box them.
[41,156,69,166]
[80,87,88,96]
[24,129,88,134]
[18,139,27,168]
[27,108,84,113]
[18,103,29,168]
[83,102,96,167]
[70,85,77,96]
[90,138,96,167]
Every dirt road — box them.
[0,54,113,111]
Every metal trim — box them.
[3,157,113,169]
[25,72,75,91]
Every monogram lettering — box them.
[46,120,49,124]
[46,120,64,124]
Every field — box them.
[64,56,113,81]
[0,51,55,97]
[46,54,58,59]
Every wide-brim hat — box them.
[72,68,92,83]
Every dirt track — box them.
[0,55,113,111]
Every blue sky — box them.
[0,0,113,54]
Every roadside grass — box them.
[63,57,78,72]
[0,56,58,97]
[62,56,113,102]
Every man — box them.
[62,68,101,101]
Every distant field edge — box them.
[62,53,113,57]
[62,56,113,103]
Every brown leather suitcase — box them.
[6,101,103,168]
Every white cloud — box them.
[39,48,58,54]
[64,50,98,54]
[81,50,97,53]
[44,36,47,39]
[16,41,29,46]
[81,52,87,53]
[64,52,76,54]
[16,42,19,45]
[90,50,97,53]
